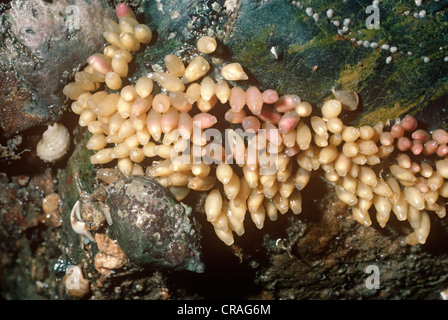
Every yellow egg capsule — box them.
[205,189,223,222]
[119,32,140,51]
[134,24,152,44]
[90,148,114,164]
[197,36,218,54]
[153,72,185,92]
[221,63,248,81]
[200,76,216,102]
[164,54,185,77]
[250,204,266,229]
[352,206,372,226]
[135,76,153,98]
[321,99,342,119]
[182,56,210,83]
[215,80,231,104]
[112,55,129,77]
[335,184,358,206]
[373,195,392,228]
[264,198,278,221]
[105,71,122,90]
[404,186,425,211]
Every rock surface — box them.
[0,0,114,137]
[1,0,448,300]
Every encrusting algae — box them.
[62,3,448,247]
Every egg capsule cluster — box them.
[63,3,448,246]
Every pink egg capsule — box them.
[410,161,421,174]
[390,123,405,138]
[437,145,448,157]
[242,116,261,133]
[262,89,279,104]
[246,86,264,115]
[274,94,301,113]
[423,139,438,155]
[160,108,179,133]
[169,91,192,113]
[257,107,282,124]
[87,53,112,75]
[131,96,152,116]
[432,129,448,145]
[177,112,193,139]
[401,115,418,132]
[116,3,136,19]
[278,111,300,135]
[192,113,217,129]
[396,137,412,151]
[229,87,246,112]
[146,109,162,141]
[411,140,423,155]
[225,109,246,124]
[411,129,431,142]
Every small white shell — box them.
[63,265,90,298]
[221,63,248,81]
[36,123,71,162]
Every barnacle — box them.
[62,3,448,247]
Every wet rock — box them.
[0,0,114,137]
[106,175,204,273]
[0,168,56,239]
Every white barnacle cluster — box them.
[36,123,71,162]
[62,3,448,246]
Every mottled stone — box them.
[106,175,204,273]
[0,0,114,136]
